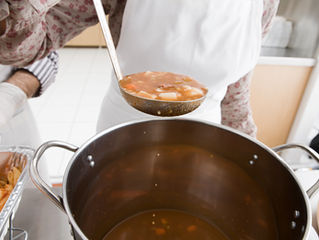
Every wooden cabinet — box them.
[250,64,313,147]
[65,24,106,47]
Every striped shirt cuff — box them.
[17,51,59,97]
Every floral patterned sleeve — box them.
[221,0,280,137]
[0,0,125,67]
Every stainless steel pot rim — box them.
[61,118,312,240]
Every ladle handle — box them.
[92,0,123,81]
[273,143,319,199]
[29,141,78,212]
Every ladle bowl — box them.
[120,87,206,116]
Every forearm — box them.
[0,4,51,66]
[5,71,40,98]
[19,51,59,96]
[0,0,124,66]
[0,0,61,66]
[6,51,60,98]
[0,0,100,67]
[221,73,257,137]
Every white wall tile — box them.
[29,48,112,183]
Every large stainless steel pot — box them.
[29,119,319,240]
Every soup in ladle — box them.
[119,71,208,102]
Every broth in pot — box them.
[103,209,228,240]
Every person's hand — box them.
[0,82,27,128]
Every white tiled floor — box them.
[29,47,112,184]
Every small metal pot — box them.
[30,119,319,240]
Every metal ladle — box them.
[92,0,207,116]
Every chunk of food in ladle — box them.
[119,71,208,101]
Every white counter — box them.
[258,56,316,67]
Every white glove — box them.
[0,82,27,128]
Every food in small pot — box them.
[0,167,21,210]
[0,151,24,211]
[119,72,208,101]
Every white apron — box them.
[0,65,50,186]
[97,0,263,132]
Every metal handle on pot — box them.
[29,141,78,212]
[273,143,319,198]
